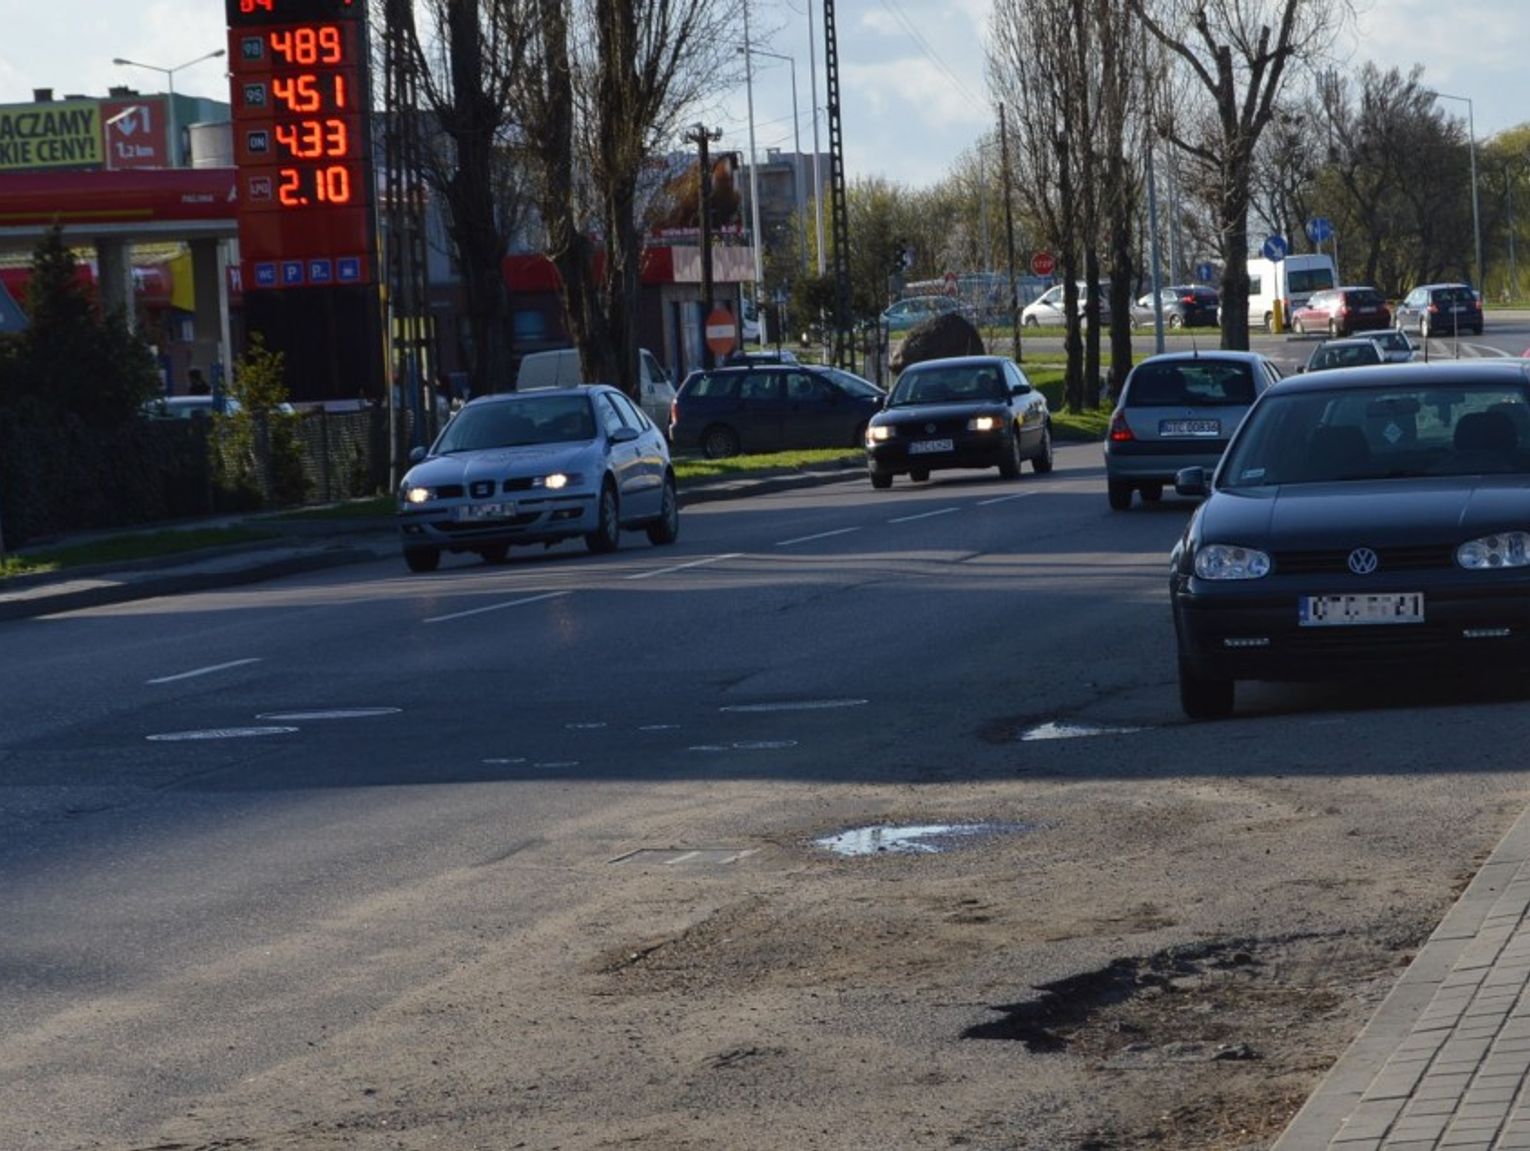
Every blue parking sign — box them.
[281,261,304,286]
[307,259,333,284]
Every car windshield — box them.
[434,394,596,453]
[826,368,883,398]
[888,365,1008,405]
[1125,360,1256,407]
[1308,344,1382,371]
[1220,382,1530,488]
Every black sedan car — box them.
[865,355,1052,488]
[1170,361,1530,719]
[670,363,884,458]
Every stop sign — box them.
[705,306,738,357]
[1030,250,1056,277]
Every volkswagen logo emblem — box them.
[1347,547,1380,575]
[924,422,936,434]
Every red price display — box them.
[273,118,350,160]
[271,73,351,113]
[279,163,354,206]
[268,25,343,66]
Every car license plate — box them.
[456,501,514,521]
[1160,419,1220,437]
[909,439,954,455]
[1299,592,1424,627]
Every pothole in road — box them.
[815,821,1036,856]
[1019,720,1144,741]
[146,726,300,742]
[963,940,1262,1053]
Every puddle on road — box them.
[815,821,1035,856]
[1019,721,1143,742]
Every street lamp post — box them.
[741,46,808,276]
[112,48,226,167]
[1434,90,1483,294]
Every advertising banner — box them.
[102,98,168,169]
[0,99,103,170]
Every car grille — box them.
[1272,545,1455,575]
[436,484,465,498]
[469,480,496,498]
[503,478,536,492]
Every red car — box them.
[1289,286,1392,337]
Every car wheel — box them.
[701,424,740,459]
[1107,480,1133,510]
[1263,312,1275,333]
[1420,317,1430,339]
[1168,314,1184,330]
[1293,316,1305,335]
[478,543,510,564]
[585,481,621,554]
[852,420,869,449]
[1023,315,1039,329]
[909,468,930,483]
[1328,318,1340,338]
[404,546,440,573]
[646,475,679,545]
[998,429,1023,479]
[1031,425,1054,473]
[1179,658,1235,720]
[1140,482,1163,502]
[869,466,894,490]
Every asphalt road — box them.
[6,440,1530,1148]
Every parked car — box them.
[140,396,298,419]
[1130,285,1221,329]
[1300,337,1387,373]
[880,294,970,332]
[1170,361,1530,719]
[1021,282,1111,328]
[1289,286,1391,337]
[864,355,1051,488]
[1367,328,1418,363]
[395,385,677,572]
[669,363,885,458]
[1393,283,1484,337]
[723,349,799,367]
[1104,350,1283,510]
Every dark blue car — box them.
[669,364,885,458]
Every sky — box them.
[2,0,1528,189]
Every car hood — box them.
[873,400,1008,425]
[405,443,595,485]
[1202,477,1530,548]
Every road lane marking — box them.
[775,527,862,547]
[147,658,262,685]
[721,699,868,713]
[887,506,960,524]
[423,590,569,624]
[977,491,1036,506]
[624,553,743,581]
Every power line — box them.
[878,0,984,108]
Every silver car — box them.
[396,385,678,572]
[1103,351,1283,510]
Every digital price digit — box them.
[278,165,353,207]
[273,119,349,159]
[238,0,274,10]
[271,74,349,113]
[268,25,343,65]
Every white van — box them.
[516,347,676,428]
[1245,253,1337,331]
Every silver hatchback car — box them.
[1103,351,1283,510]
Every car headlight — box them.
[1193,544,1271,580]
[867,425,893,443]
[1458,532,1530,569]
[534,472,582,490]
[402,485,433,504]
[967,414,1002,432]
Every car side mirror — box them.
[1010,382,1032,395]
[1175,466,1209,498]
[408,445,427,464]
[609,425,640,444]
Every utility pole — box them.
[685,122,722,368]
[807,0,826,277]
[822,0,852,369]
[999,104,1020,363]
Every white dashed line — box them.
[624,553,743,581]
[977,491,1036,506]
[147,658,262,685]
[775,527,862,547]
[423,590,569,624]
[887,506,960,524]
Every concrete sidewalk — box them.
[1275,805,1530,1150]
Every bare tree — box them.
[1129,0,1347,349]
[393,0,531,398]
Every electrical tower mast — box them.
[821,0,852,369]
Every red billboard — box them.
[101,98,168,170]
